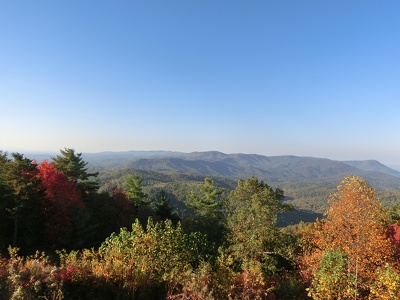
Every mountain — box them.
[124,154,356,182]
[24,150,400,214]
[343,160,400,178]
[26,149,398,183]
[82,150,185,169]
[88,151,400,187]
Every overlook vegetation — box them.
[1,148,400,299]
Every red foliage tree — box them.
[387,223,400,259]
[111,187,134,228]
[37,161,84,249]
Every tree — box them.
[4,153,42,249]
[307,249,350,299]
[184,178,226,249]
[52,148,99,194]
[152,190,180,223]
[122,174,154,224]
[83,189,136,247]
[0,151,13,251]
[226,177,292,274]
[310,175,394,298]
[387,223,400,259]
[96,218,205,298]
[37,161,84,249]
[370,263,400,299]
[123,174,148,220]
[187,177,224,217]
[386,203,400,224]
[111,187,135,227]
[0,151,10,197]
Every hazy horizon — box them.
[2,2,400,168]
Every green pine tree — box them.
[52,148,99,194]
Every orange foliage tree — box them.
[307,175,395,299]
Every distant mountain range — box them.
[24,150,400,214]
[26,150,400,189]
[79,150,400,181]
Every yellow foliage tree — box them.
[370,263,400,300]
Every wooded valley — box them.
[1,148,400,299]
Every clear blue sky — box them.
[1,1,400,167]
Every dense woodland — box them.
[1,148,400,299]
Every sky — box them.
[1,1,400,168]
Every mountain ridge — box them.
[21,150,400,214]
[23,150,400,183]
[84,151,395,179]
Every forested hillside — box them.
[26,150,400,214]
[79,150,400,214]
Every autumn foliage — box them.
[37,161,84,249]
[305,175,397,299]
[2,149,400,299]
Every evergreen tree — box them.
[187,177,224,217]
[185,178,226,249]
[0,151,11,205]
[123,174,148,219]
[0,151,13,252]
[0,151,10,196]
[4,153,43,250]
[52,148,99,194]
[152,190,180,223]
